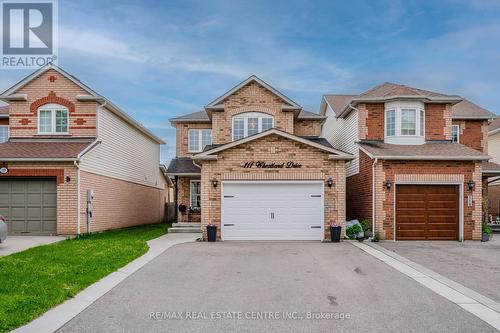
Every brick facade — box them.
[293,120,321,136]
[79,171,165,233]
[453,119,489,152]
[175,123,212,157]
[8,69,98,138]
[346,150,373,221]
[176,176,201,222]
[200,134,346,240]
[425,103,451,141]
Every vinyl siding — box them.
[489,132,500,186]
[321,104,359,177]
[79,106,164,189]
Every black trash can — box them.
[330,226,341,242]
[207,225,217,242]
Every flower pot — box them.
[482,233,490,242]
[330,226,341,243]
[364,230,373,238]
[207,225,217,242]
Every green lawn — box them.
[0,223,169,333]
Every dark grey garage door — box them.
[0,178,57,235]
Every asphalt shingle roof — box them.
[489,118,500,132]
[167,157,201,174]
[170,111,210,122]
[0,140,94,159]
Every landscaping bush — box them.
[346,224,362,239]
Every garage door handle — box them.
[311,195,322,197]
[224,224,235,226]
[310,226,321,229]
[224,195,234,198]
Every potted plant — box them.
[346,224,362,240]
[482,221,492,242]
[207,223,217,242]
[371,231,380,242]
[360,219,372,238]
[329,223,342,242]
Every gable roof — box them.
[323,83,495,120]
[297,110,326,120]
[170,110,210,123]
[0,64,164,144]
[205,75,301,110]
[452,99,496,120]
[489,118,500,135]
[193,128,353,161]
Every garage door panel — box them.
[0,178,57,235]
[396,185,458,241]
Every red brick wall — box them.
[346,150,373,221]
[379,161,482,240]
[79,171,165,233]
[425,103,449,141]
[453,120,488,152]
[8,69,98,138]
[365,103,384,140]
[488,184,500,219]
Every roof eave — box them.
[0,94,27,101]
[453,115,498,120]
[167,172,202,177]
[169,119,211,123]
[0,157,77,162]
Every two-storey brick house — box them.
[0,65,168,235]
[321,83,497,241]
[168,76,353,240]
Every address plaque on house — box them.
[242,161,302,169]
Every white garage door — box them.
[221,181,324,240]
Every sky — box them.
[1,0,499,163]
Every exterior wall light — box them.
[65,176,71,183]
[211,176,218,188]
[385,179,392,191]
[467,180,475,191]
[326,177,334,187]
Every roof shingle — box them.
[451,99,495,119]
[0,140,94,159]
[167,157,201,174]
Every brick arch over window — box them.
[30,91,75,114]
[232,105,275,116]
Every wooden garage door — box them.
[0,178,57,235]
[396,185,459,240]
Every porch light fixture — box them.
[326,177,334,187]
[385,179,392,191]
[65,176,71,183]
[467,180,475,191]
[211,176,218,188]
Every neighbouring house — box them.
[0,65,167,235]
[321,83,498,241]
[167,75,353,241]
[486,119,500,220]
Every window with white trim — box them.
[232,112,274,141]
[452,124,460,143]
[38,104,68,134]
[188,129,212,152]
[190,180,201,208]
[0,126,8,143]
[384,102,425,144]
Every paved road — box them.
[380,238,500,303]
[59,241,495,333]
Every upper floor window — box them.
[38,104,68,134]
[0,126,8,143]
[188,129,211,152]
[452,124,460,143]
[232,112,274,141]
[384,101,425,145]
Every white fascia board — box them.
[0,157,76,162]
[0,94,27,101]
[77,140,101,160]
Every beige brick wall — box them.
[175,176,201,222]
[293,120,322,136]
[9,69,98,138]
[212,81,295,144]
[175,123,212,157]
[200,134,346,240]
[0,162,78,235]
[79,171,165,233]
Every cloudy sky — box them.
[1,0,499,162]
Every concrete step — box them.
[172,222,201,228]
[169,227,201,233]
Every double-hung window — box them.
[386,110,396,136]
[190,180,201,208]
[38,104,68,134]
[401,109,416,135]
[232,112,274,141]
[452,124,460,143]
[384,102,425,144]
[188,129,212,152]
[0,126,8,143]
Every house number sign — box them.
[242,161,302,169]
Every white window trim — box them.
[385,108,425,138]
[232,112,274,141]
[0,125,9,143]
[452,124,460,143]
[37,104,69,135]
[190,180,201,208]
[188,129,212,153]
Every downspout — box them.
[74,160,81,238]
[372,158,378,239]
[174,176,179,223]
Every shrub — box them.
[360,219,372,232]
[346,224,362,239]
[482,221,492,236]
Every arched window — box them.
[38,104,69,134]
[232,112,274,141]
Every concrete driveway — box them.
[0,236,65,256]
[379,238,500,304]
[58,241,495,333]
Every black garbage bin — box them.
[207,224,217,242]
[330,226,341,242]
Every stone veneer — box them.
[199,134,347,240]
